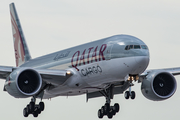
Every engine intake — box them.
[4,68,42,98]
[141,71,177,101]
[153,73,175,97]
[17,69,42,95]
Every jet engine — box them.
[141,70,177,101]
[4,68,42,98]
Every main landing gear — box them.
[98,85,119,119]
[98,103,119,119]
[23,97,45,117]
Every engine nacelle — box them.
[4,68,42,98]
[141,70,177,101]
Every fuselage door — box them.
[105,43,114,60]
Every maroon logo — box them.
[71,44,107,68]
[11,12,25,67]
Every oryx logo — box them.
[10,12,25,67]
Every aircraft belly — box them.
[43,84,104,99]
[43,87,102,99]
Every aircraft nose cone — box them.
[133,56,150,74]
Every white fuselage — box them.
[20,35,149,99]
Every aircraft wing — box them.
[140,67,180,77]
[0,66,14,79]
[37,69,73,85]
[163,67,180,75]
[0,66,73,86]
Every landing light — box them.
[66,71,71,75]
[127,75,139,81]
[127,76,134,81]
[136,76,139,81]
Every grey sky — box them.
[0,0,180,120]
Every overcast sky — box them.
[0,0,180,120]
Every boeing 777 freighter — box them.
[0,3,179,119]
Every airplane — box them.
[1,2,179,119]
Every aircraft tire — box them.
[112,109,116,116]
[98,109,103,118]
[131,91,136,99]
[33,111,39,117]
[101,106,107,115]
[124,91,130,99]
[110,106,116,116]
[39,102,45,111]
[26,105,30,114]
[114,103,119,112]
[29,102,35,112]
[37,107,41,114]
[107,112,113,119]
[104,103,110,113]
[23,108,28,117]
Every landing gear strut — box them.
[124,75,138,100]
[23,96,45,117]
[98,85,120,119]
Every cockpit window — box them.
[134,45,141,49]
[141,45,148,49]
[129,45,133,49]
[125,45,129,50]
[125,45,148,50]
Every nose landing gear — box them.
[124,75,138,100]
[124,90,136,99]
